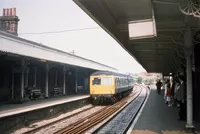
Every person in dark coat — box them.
[156,80,162,94]
[176,76,186,120]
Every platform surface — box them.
[0,94,90,118]
[131,86,200,134]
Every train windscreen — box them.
[92,78,101,85]
[92,77,112,86]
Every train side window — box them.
[92,78,101,85]
[115,77,119,87]
[117,78,120,87]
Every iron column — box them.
[45,63,49,98]
[21,58,25,101]
[75,67,78,93]
[33,67,36,87]
[63,66,66,95]
[25,67,29,88]
[184,28,194,129]
[55,69,58,87]
[11,65,14,101]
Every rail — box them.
[54,88,142,134]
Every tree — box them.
[136,77,143,84]
[144,79,148,84]
[149,79,153,84]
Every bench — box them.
[25,87,43,100]
[53,87,63,96]
[30,89,43,100]
[77,86,84,93]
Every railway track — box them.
[93,85,148,134]
[22,106,96,134]
[54,86,143,134]
[21,85,147,134]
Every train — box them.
[89,71,134,104]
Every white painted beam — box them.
[0,31,117,72]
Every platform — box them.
[129,86,200,134]
[0,94,90,118]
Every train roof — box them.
[91,71,132,77]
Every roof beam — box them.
[152,0,185,5]
[129,41,173,44]
[0,31,117,71]
[120,27,200,32]
[135,49,174,52]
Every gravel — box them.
[12,104,104,134]
[94,86,147,134]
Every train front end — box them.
[90,75,115,103]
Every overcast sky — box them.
[0,0,145,74]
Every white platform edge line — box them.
[0,95,89,118]
[126,86,152,134]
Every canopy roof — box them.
[74,0,200,74]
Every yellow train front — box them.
[90,71,133,104]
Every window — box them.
[92,78,101,85]
[116,77,120,87]
[101,77,112,85]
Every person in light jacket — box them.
[164,80,169,104]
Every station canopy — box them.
[74,0,200,74]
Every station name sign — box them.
[128,18,157,40]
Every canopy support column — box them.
[184,28,194,129]
[21,58,25,101]
[45,63,49,98]
[75,67,78,93]
[63,66,66,95]
[33,67,37,87]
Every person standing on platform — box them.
[166,82,172,107]
[174,78,180,106]
[176,76,186,120]
[164,80,169,104]
[171,79,175,105]
[156,80,162,95]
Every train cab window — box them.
[92,78,101,85]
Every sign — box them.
[128,19,157,40]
